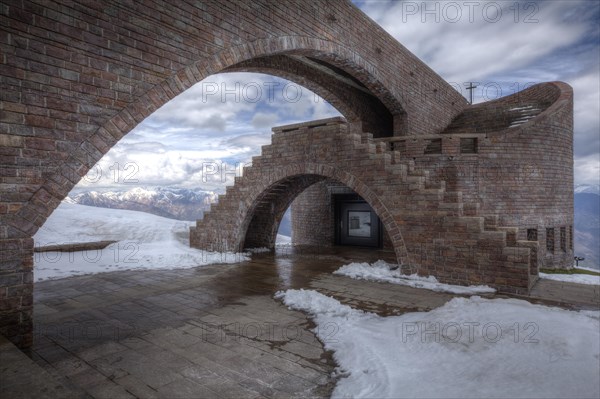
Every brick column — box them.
[0,238,33,349]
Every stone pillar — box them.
[291,181,336,247]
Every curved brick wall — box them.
[378,82,574,271]
[474,82,573,269]
[291,180,337,247]
[190,118,410,259]
[243,175,327,249]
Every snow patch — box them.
[540,272,600,286]
[508,105,535,111]
[276,289,600,399]
[245,247,271,254]
[333,260,495,294]
[276,234,291,245]
[33,202,248,282]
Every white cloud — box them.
[251,112,279,129]
[358,0,599,186]
[571,69,600,157]
[224,133,272,150]
[359,1,589,82]
[77,72,339,192]
[575,154,600,186]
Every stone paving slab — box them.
[0,335,86,399]
[27,258,343,398]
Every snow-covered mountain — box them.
[575,184,600,195]
[67,187,218,221]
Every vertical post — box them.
[465,82,479,104]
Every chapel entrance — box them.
[334,194,382,248]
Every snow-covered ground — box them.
[33,202,249,282]
[276,289,600,399]
[540,272,600,286]
[276,234,291,245]
[334,260,496,294]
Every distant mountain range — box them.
[66,184,598,267]
[574,184,600,268]
[66,187,218,221]
[66,186,294,237]
[575,184,600,195]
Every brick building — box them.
[1,0,572,348]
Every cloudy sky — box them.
[75,0,599,193]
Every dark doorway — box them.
[335,194,381,247]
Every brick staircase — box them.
[190,118,534,293]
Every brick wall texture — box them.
[0,0,572,349]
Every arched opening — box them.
[240,174,397,254]
[8,37,408,253]
[243,175,327,249]
[33,71,348,280]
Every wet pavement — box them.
[11,246,600,398]
[27,246,405,398]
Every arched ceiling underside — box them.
[224,55,395,137]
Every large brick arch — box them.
[10,36,411,242]
[1,0,468,348]
[2,2,468,244]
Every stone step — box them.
[463,202,479,216]
[497,226,519,246]
[502,246,530,264]
[438,202,464,216]
[478,229,506,245]
[442,216,484,233]
[444,191,462,203]
[405,175,425,184]
[484,215,500,230]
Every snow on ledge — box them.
[275,289,600,399]
[333,260,495,295]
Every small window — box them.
[424,138,442,154]
[460,138,478,154]
[527,228,538,241]
[546,228,555,253]
[560,227,566,252]
[569,225,573,250]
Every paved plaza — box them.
[2,247,598,398]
